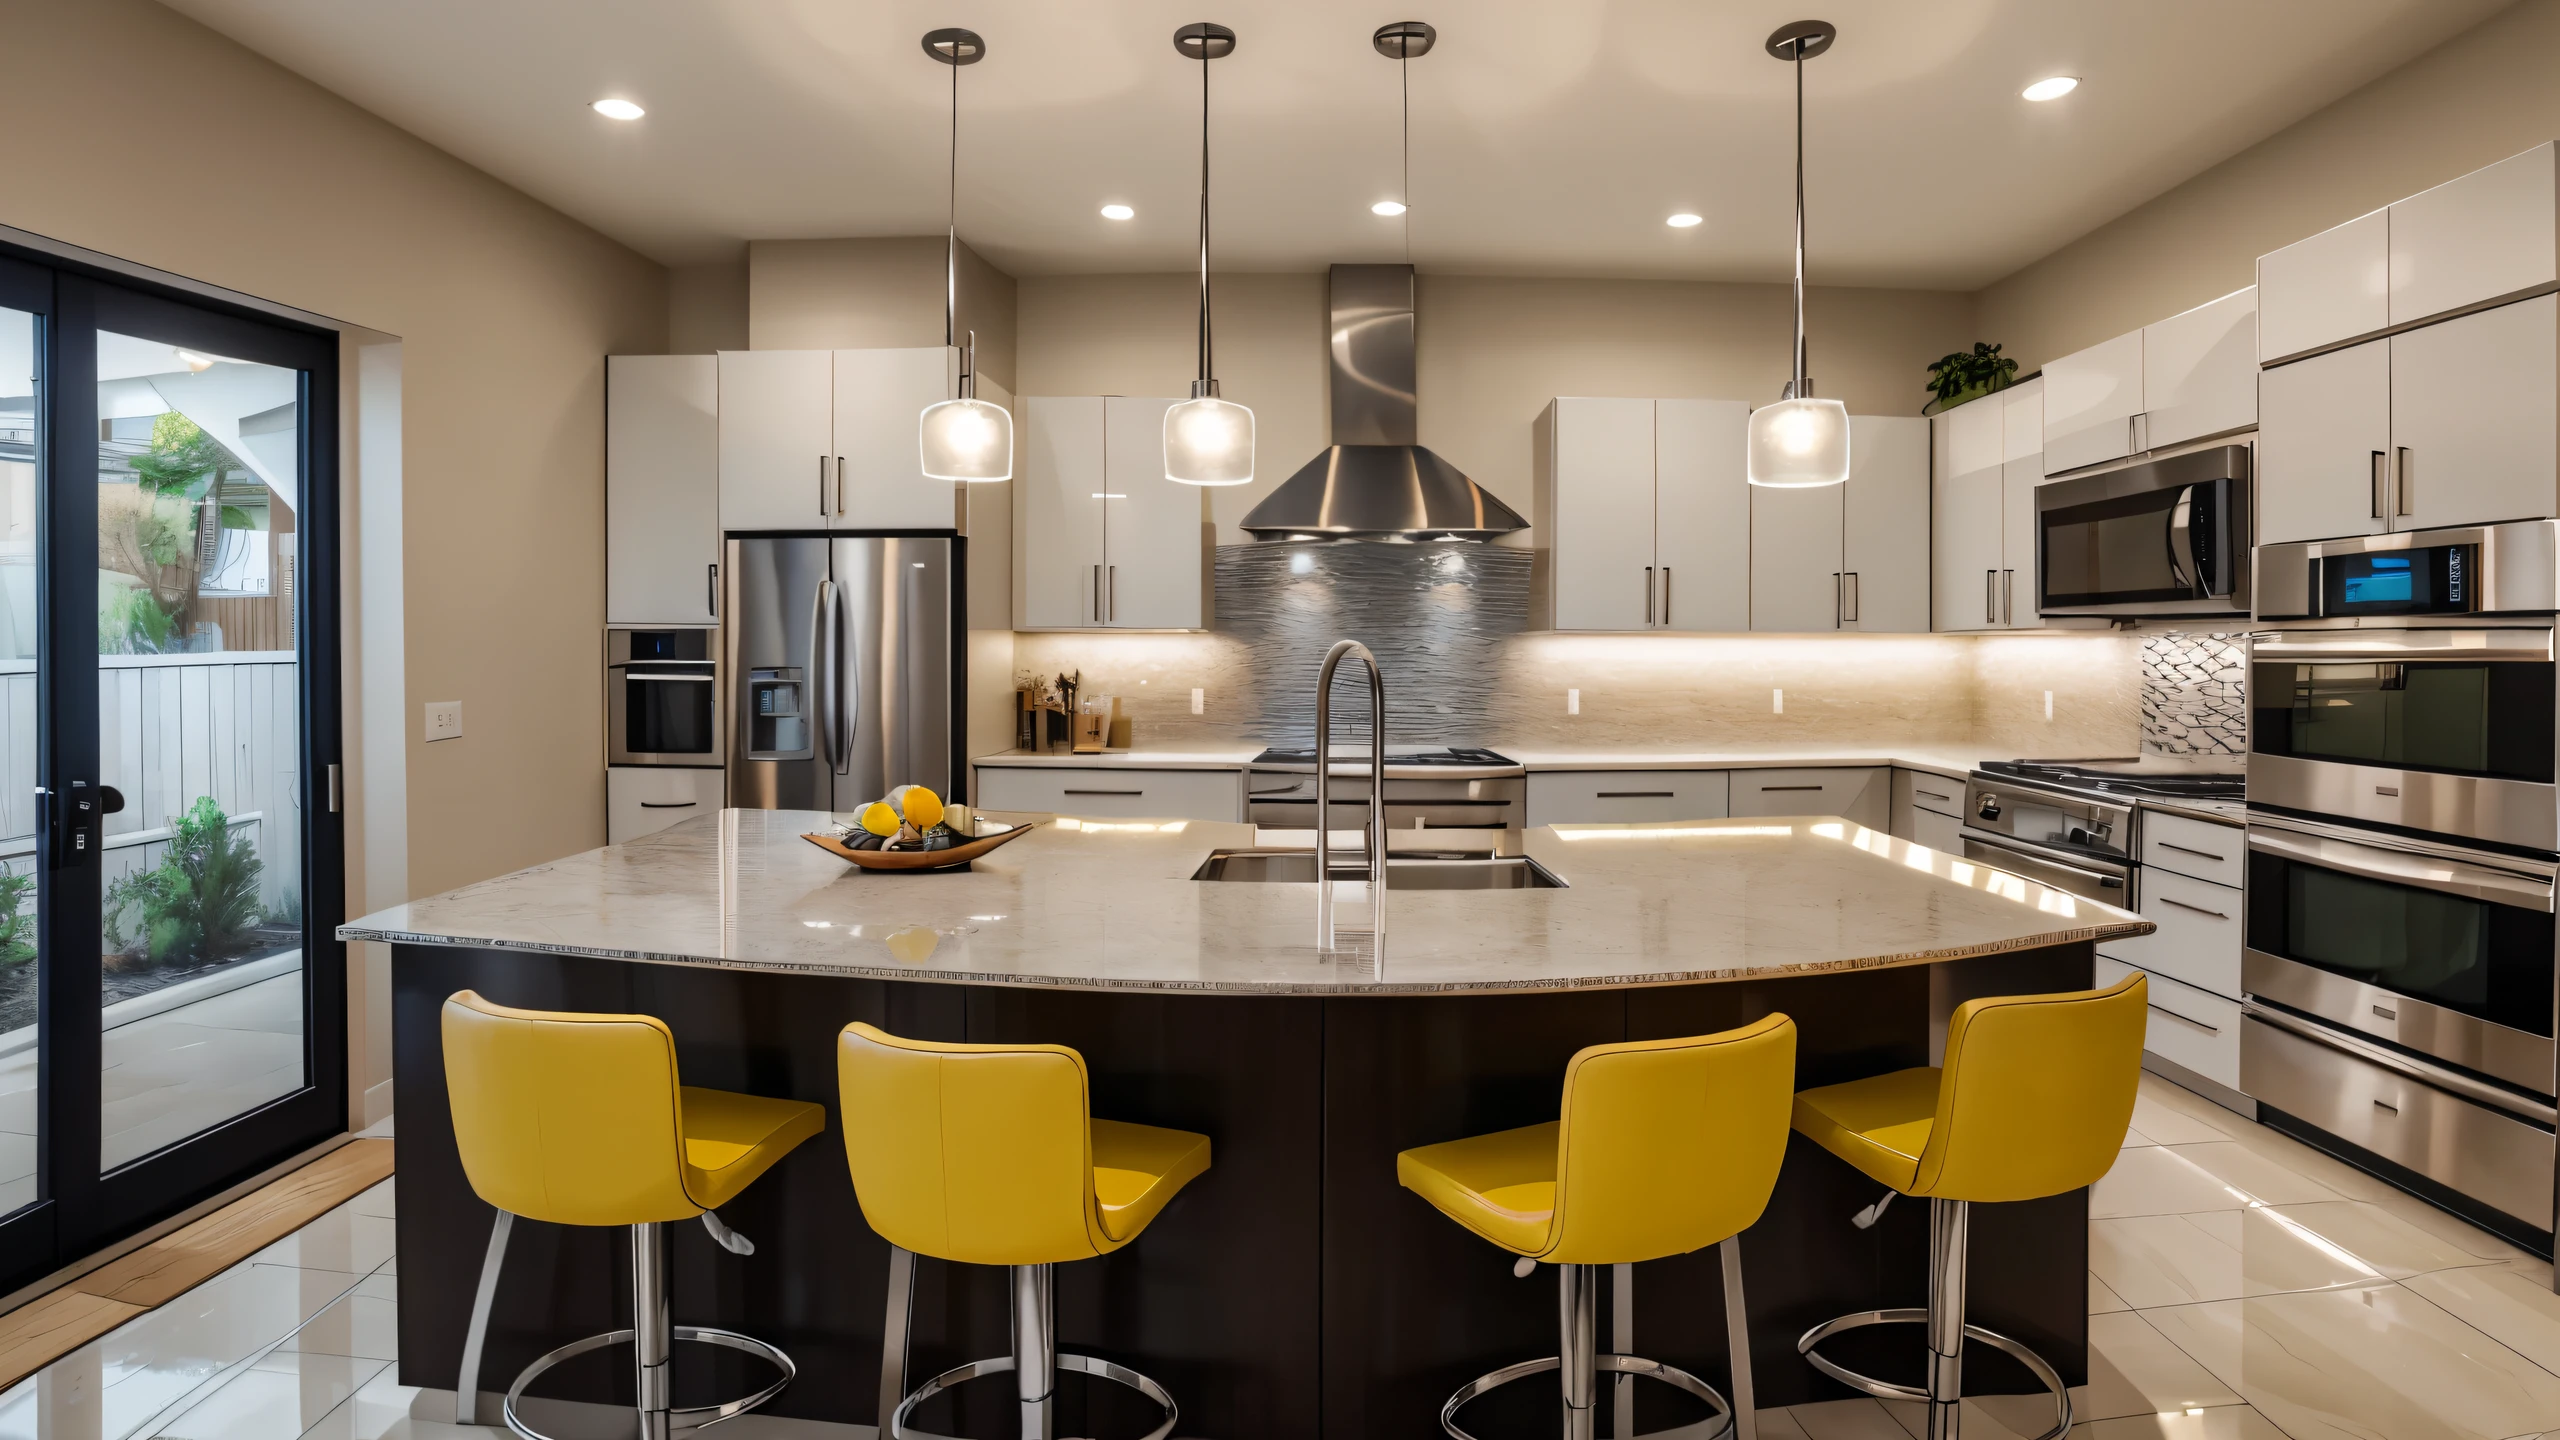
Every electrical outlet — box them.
[1189,688,1204,715]
[2043,689,2054,720]
[1567,688,1580,716]
[1772,688,1784,715]
[425,700,463,742]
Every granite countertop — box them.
[339,808,2149,997]
[974,748,1994,780]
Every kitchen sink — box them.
[1190,849,1567,889]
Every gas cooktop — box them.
[1251,746,1517,768]
[1977,758,2245,802]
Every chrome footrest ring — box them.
[1796,1308,2073,1440]
[500,1326,796,1440]
[1440,1352,1734,1440]
[890,1351,1178,1440]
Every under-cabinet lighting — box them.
[591,98,646,120]
[1091,493,1129,500]
[1057,818,1187,834]
[1553,825,1792,840]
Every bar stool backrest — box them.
[1546,1014,1798,1266]
[837,1023,1109,1266]
[441,990,702,1226]
[1914,973,2147,1203]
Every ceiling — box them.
[161,0,2513,289]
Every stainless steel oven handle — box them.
[2166,484,2195,594]
[2242,1004,2557,1126]
[2245,825,2556,910]
[1962,831,2129,889]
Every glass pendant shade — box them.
[919,396,1012,481]
[1163,395,1255,486]
[1746,396,1851,488]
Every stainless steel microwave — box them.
[2034,443,2250,618]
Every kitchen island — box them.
[346,809,2150,1439]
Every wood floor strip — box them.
[0,1137,395,1389]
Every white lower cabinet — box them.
[608,767,725,845]
[1906,806,1963,852]
[974,765,1242,822]
[2098,957,2242,1091]
[1527,770,1729,826]
[1892,769,1965,850]
[1726,767,1887,829]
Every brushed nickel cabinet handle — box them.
[1645,566,1655,625]
[1661,567,1672,627]
[1986,569,1997,625]
[2151,1005,2220,1036]
[836,456,846,515]
[2396,446,2412,517]
[639,801,698,809]
[2157,840,2228,862]
[2371,450,2386,519]
[1760,784,1824,792]
[1597,791,1676,799]
[2156,895,2230,921]
[820,455,829,517]
[1063,788,1142,796]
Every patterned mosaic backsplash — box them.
[2140,632,2249,756]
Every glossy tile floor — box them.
[4,1073,2556,1439]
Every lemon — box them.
[901,786,945,831]
[858,801,902,837]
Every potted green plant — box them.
[1924,343,2019,414]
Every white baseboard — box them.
[360,1077,394,1130]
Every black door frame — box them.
[0,251,346,1295]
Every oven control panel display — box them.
[2320,544,2474,616]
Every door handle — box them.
[837,579,858,775]
[810,579,836,769]
[1660,567,1671,627]
[639,801,698,809]
[1109,565,1117,623]
[2370,450,2386,520]
[819,455,829,517]
[1093,564,1102,624]
[1644,567,1655,625]
[707,563,718,618]
[2396,446,2411,517]
[1986,569,1997,625]
[2001,570,2014,625]
[1843,571,1860,624]
[2155,894,2231,921]
[1597,791,1677,799]
[2156,840,2228,863]
[1833,572,1843,628]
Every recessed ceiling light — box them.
[1667,213,1704,228]
[1100,203,1135,221]
[2021,76,2079,102]
[591,98,645,120]
[1372,200,1408,217]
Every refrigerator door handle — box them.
[810,579,836,770]
[835,578,856,776]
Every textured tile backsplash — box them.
[2138,633,2249,756]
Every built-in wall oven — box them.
[607,627,721,767]
[2035,443,2250,618]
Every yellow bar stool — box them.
[1397,1015,1799,1440]
[838,1022,1213,1440]
[1790,974,2147,1440]
[442,991,827,1440]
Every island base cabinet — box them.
[392,942,2093,1439]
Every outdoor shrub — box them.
[104,797,264,967]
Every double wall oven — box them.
[2245,519,2560,1249]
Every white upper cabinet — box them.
[1651,399,1752,631]
[831,348,959,530]
[718,350,834,531]
[1841,417,1931,632]
[1101,397,1204,629]
[1540,398,1659,630]
[1931,426,2003,632]
[2258,209,2389,362]
[1749,480,1845,632]
[2257,339,2392,545]
[2000,380,2046,630]
[2041,331,2144,474]
[2141,288,2258,451]
[2389,143,2556,327]
[1016,397,1108,627]
[607,355,719,625]
[2390,293,2558,532]
[1932,379,2044,632]
[1013,396,1203,630]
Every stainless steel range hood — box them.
[1240,264,1528,542]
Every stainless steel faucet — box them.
[1314,639,1386,953]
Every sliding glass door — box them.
[0,258,343,1293]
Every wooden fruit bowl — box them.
[802,821,1037,871]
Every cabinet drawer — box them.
[974,766,1241,822]
[2097,958,2241,1090]
[2140,812,2243,886]
[1896,768,1965,819]
[2244,1011,2554,1229]
[2103,868,2242,997]
[1528,770,1728,826]
[608,766,725,846]
[1727,767,1887,828]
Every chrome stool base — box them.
[501,1326,796,1440]
[890,1353,1179,1440]
[1441,1352,1732,1440]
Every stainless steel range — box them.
[1246,746,1526,832]
[1960,758,2245,905]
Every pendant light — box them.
[1746,20,1850,489]
[1163,22,1254,487]
[918,27,1012,483]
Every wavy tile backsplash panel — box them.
[2138,632,2249,756]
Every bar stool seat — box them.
[442,990,825,1440]
[1791,974,2147,1440]
[840,1023,1211,1440]
[1398,1015,1798,1440]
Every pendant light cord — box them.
[945,55,965,391]
[1791,42,1807,396]
[1196,43,1214,391]
[1400,47,1412,263]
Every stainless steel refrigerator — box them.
[724,535,961,813]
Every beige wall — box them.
[1016,272,1970,545]
[1976,0,2560,371]
[747,237,1017,392]
[670,258,749,353]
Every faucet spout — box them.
[1314,639,1387,954]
